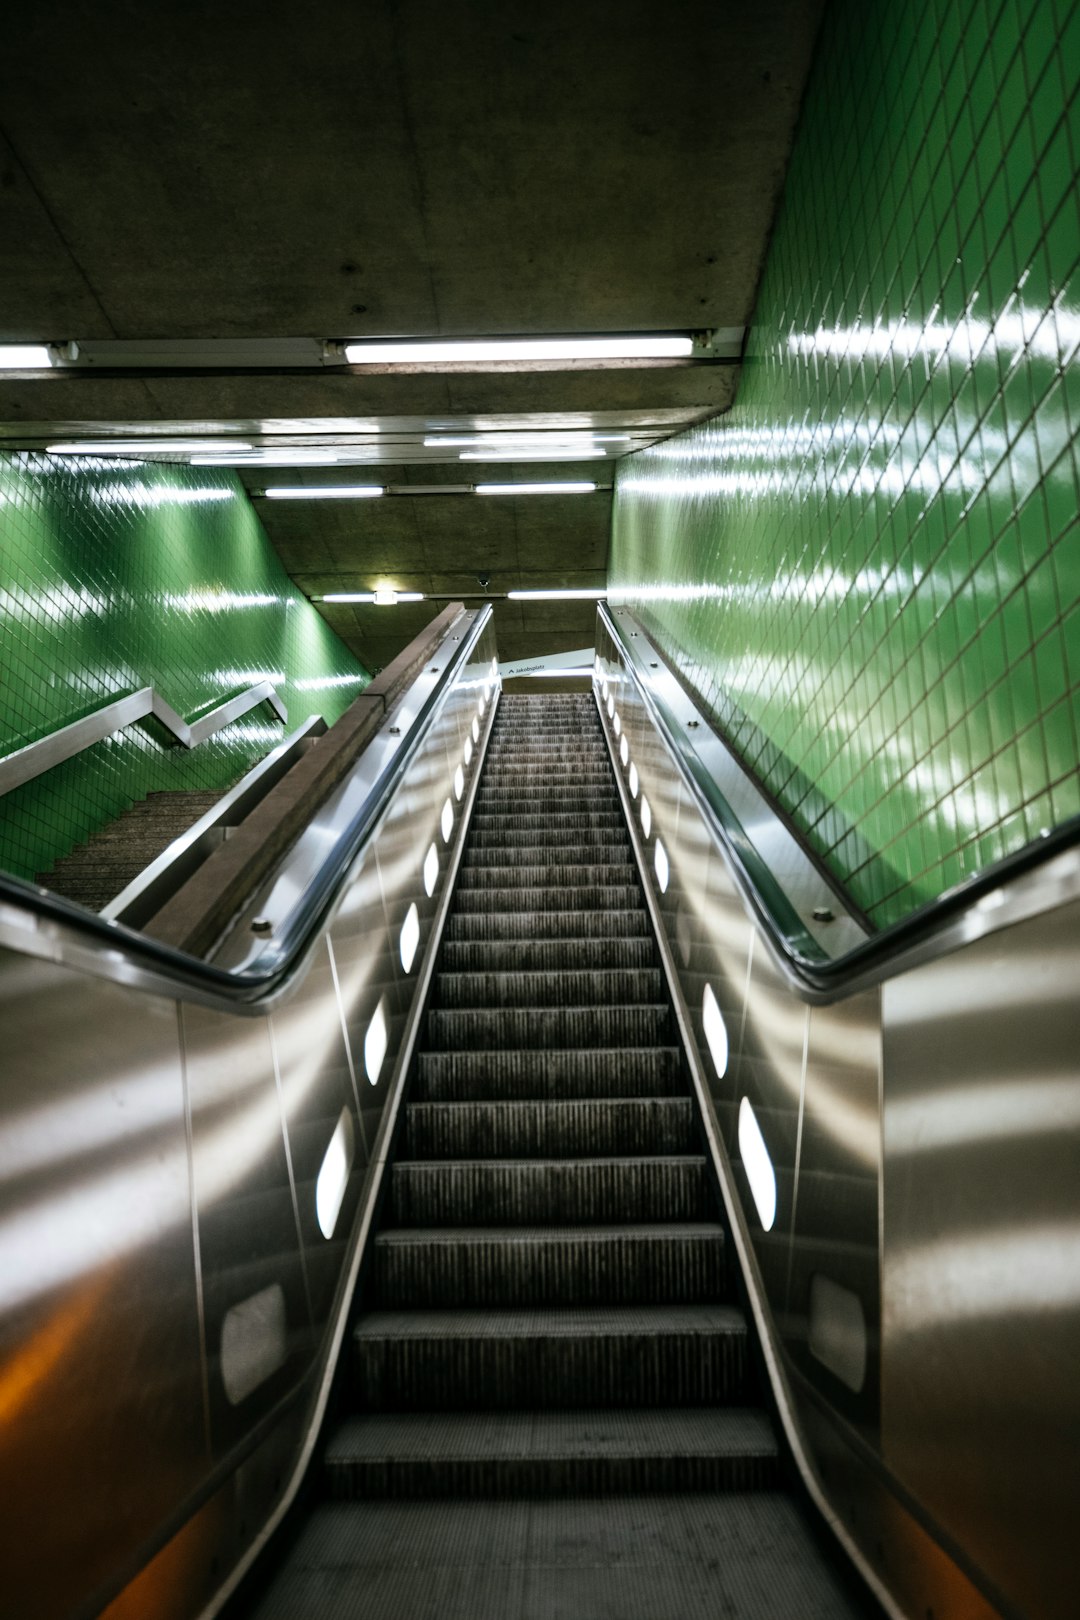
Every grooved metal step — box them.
[372,1224,728,1308]
[426,1004,674,1050]
[351,1305,749,1409]
[389,1156,710,1225]
[444,907,650,942]
[324,1408,780,1499]
[433,967,664,1009]
[413,1046,686,1100]
[439,936,656,972]
[403,1098,695,1158]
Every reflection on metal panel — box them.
[592,605,1060,1620]
[0,607,502,1620]
[883,901,1080,1620]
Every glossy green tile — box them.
[0,453,369,882]
[610,0,1080,927]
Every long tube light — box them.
[459,449,606,461]
[48,439,254,456]
[423,434,629,447]
[507,588,607,600]
[475,483,597,496]
[263,485,385,500]
[322,591,425,604]
[192,451,346,466]
[0,344,55,368]
[343,335,694,363]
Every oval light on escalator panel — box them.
[464,735,473,765]
[628,762,639,799]
[613,710,621,738]
[454,764,465,800]
[423,842,439,896]
[400,901,420,972]
[738,1096,777,1233]
[607,694,615,719]
[441,796,454,842]
[365,996,389,1085]
[654,837,669,893]
[702,984,729,1077]
[221,1283,287,1405]
[472,716,480,743]
[619,734,629,767]
[491,656,498,678]
[316,1107,355,1239]
[641,795,651,838]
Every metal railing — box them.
[0,679,289,798]
[0,603,501,1620]
[595,602,1080,1620]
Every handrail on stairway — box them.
[0,679,289,798]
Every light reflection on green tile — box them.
[611,0,1080,928]
[0,453,369,882]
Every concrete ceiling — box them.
[0,0,824,672]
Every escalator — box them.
[0,601,1073,1620]
[236,692,875,1618]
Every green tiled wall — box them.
[0,453,369,882]
[610,0,1080,927]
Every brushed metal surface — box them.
[882,902,1080,1620]
[0,609,501,1619]
[594,607,1078,1620]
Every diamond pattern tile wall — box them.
[0,453,369,883]
[610,0,1080,927]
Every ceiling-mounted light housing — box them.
[263,484,385,500]
[321,591,425,604]
[0,344,60,369]
[342,334,696,364]
[507,587,607,600]
[476,483,597,496]
[48,438,254,456]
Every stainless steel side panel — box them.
[882,902,1080,1620]
[0,613,502,1620]
[594,611,1073,1620]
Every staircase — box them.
[243,693,874,1618]
[36,789,223,911]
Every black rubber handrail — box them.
[600,602,1080,998]
[0,604,494,1008]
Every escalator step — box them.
[351,1305,749,1409]
[323,1408,779,1499]
[389,1156,710,1225]
[403,1098,695,1158]
[426,1004,673,1050]
[439,936,655,972]
[413,1045,685,1100]
[444,906,650,941]
[372,1223,728,1308]
[432,967,664,1009]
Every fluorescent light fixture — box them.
[364,998,389,1085]
[48,439,253,456]
[399,902,420,973]
[192,449,345,466]
[738,1097,777,1232]
[424,433,628,448]
[460,449,607,461]
[263,484,385,500]
[344,335,694,363]
[476,483,598,496]
[316,1109,355,1239]
[423,842,439,897]
[0,344,54,368]
[321,591,425,604]
[508,588,607,601]
[702,986,729,1077]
